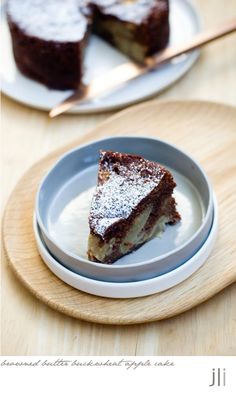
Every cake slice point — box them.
[88,150,180,264]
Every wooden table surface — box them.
[1,0,236,355]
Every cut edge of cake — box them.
[91,0,170,63]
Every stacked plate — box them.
[34,137,218,298]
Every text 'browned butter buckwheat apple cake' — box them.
[88,151,181,264]
[7,0,169,90]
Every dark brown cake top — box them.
[7,0,89,42]
[91,0,168,24]
[89,150,169,238]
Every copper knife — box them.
[49,18,236,118]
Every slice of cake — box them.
[88,150,180,264]
[7,0,91,90]
[91,0,170,63]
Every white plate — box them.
[34,194,218,299]
[0,0,200,114]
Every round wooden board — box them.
[3,100,236,325]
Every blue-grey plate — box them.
[35,136,214,283]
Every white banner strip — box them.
[0,356,235,393]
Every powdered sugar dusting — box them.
[7,0,88,42]
[90,152,165,238]
[92,0,167,24]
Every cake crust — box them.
[7,0,90,90]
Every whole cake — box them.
[88,151,180,264]
[7,0,169,90]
